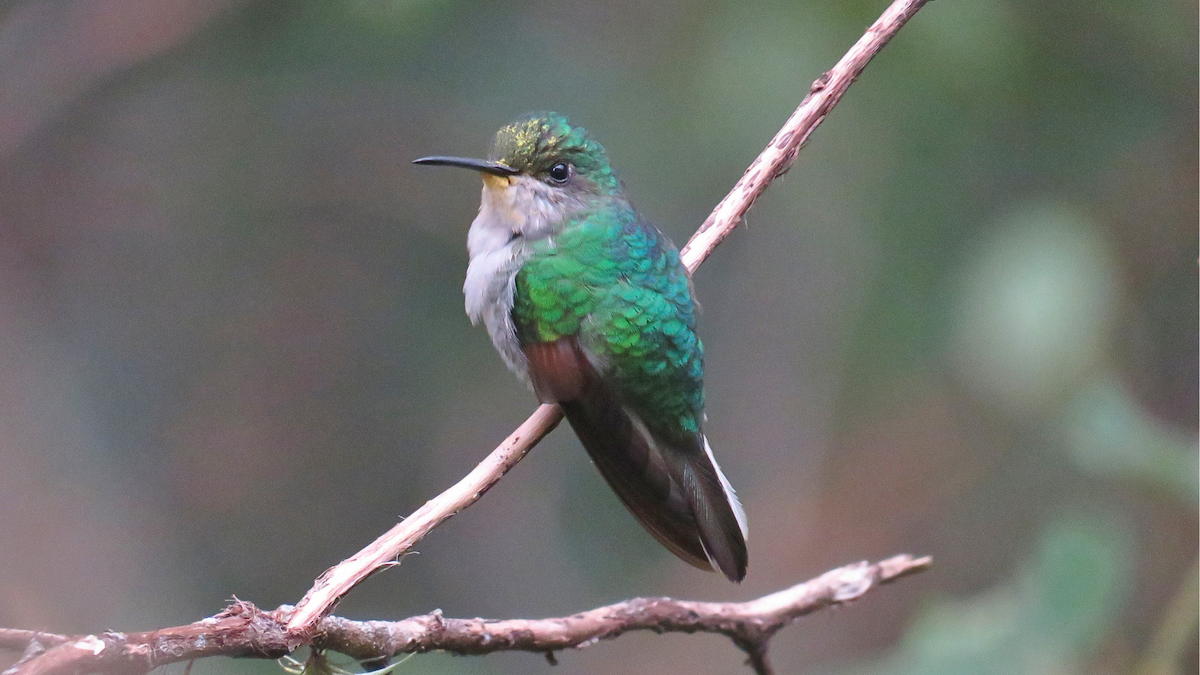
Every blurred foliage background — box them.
[0,1,1195,674]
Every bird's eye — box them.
[547,163,570,183]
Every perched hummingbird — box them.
[415,113,748,582]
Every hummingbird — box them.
[414,113,748,582]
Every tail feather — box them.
[560,387,749,582]
[674,441,748,579]
[560,397,712,570]
[702,435,749,541]
[527,336,748,582]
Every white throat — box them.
[462,175,576,381]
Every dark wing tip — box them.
[545,338,748,582]
[686,466,748,583]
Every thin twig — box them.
[2,556,932,675]
[679,0,930,271]
[286,0,932,635]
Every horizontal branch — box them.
[2,556,931,675]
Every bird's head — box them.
[415,113,624,238]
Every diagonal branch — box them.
[1,556,932,675]
[286,404,564,637]
[678,0,931,271]
[286,0,933,635]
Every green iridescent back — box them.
[512,204,704,441]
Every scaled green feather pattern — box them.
[512,205,705,440]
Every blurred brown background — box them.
[0,1,1196,674]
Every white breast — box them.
[463,176,544,381]
[464,240,527,382]
[463,175,565,383]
